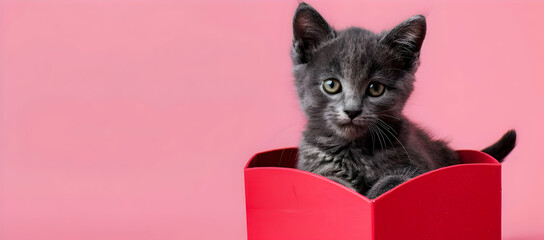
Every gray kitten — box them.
[291,3,516,199]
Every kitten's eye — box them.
[323,79,342,94]
[366,82,385,97]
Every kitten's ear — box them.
[292,3,336,64]
[380,15,426,70]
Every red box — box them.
[244,148,501,240]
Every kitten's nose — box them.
[344,110,362,120]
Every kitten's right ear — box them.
[380,15,426,70]
[292,3,335,64]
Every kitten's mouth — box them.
[337,122,367,139]
[339,122,364,129]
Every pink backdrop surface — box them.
[0,0,543,239]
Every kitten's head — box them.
[292,3,426,140]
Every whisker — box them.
[370,124,385,153]
[369,125,376,153]
[377,120,413,165]
[376,118,398,134]
[375,122,402,162]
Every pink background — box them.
[1,0,543,239]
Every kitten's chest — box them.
[345,152,382,181]
[299,144,381,182]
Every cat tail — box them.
[481,130,517,163]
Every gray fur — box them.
[291,3,515,199]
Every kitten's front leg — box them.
[325,175,359,193]
[364,167,420,199]
[364,175,410,199]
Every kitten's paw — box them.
[365,175,410,199]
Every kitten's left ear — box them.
[292,3,336,64]
[380,15,426,70]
